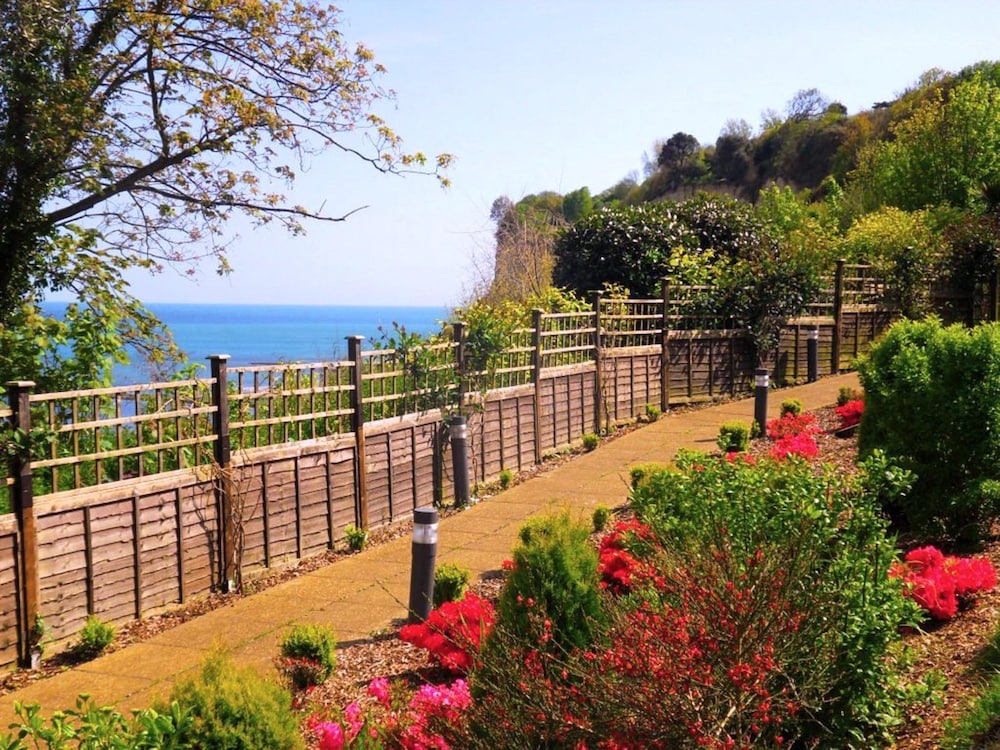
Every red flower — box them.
[834,399,864,429]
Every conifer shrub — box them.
[716,420,750,453]
[77,615,115,658]
[495,512,603,654]
[278,623,336,689]
[433,562,471,607]
[780,397,803,415]
[163,650,303,749]
[859,318,1000,545]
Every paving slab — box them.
[0,373,860,726]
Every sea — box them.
[42,302,452,386]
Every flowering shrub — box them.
[310,677,471,750]
[399,592,495,674]
[769,431,819,461]
[835,398,864,429]
[767,412,818,440]
[767,411,820,461]
[597,519,662,594]
[890,545,997,620]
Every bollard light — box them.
[450,415,470,507]
[807,328,820,383]
[754,368,769,438]
[408,507,439,623]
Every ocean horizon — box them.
[42,301,452,385]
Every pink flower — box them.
[367,677,391,708]
[310,719,345,750]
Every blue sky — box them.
[122,1,1000,308]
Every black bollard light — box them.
[408,507,439,622]
[754,368,769,438]
[450,415,470,507]
[807,328,819,383]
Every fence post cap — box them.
[206,354,230,361]
[4,381,35,388]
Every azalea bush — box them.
[766,411,820,461]
[890,545,997,620]
[596,518,662,594]
[310,677,471,750]
[836,398,865,429]
[399,592,496,674]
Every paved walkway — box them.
[0,373,860,724]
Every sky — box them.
[121,0,1000,309]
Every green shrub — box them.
[2,696,192,749]
[780,398,802,416]
[162,650,303,749]
[837,385,863,407]
[498,468,513,490]
[859,318,1000,545]
[644,403,661,422]
[581,433,599,451]
[941,670,1000,749]
[433,562,471,607]
[77,615,115,658]
[591,504,612,533]
[630,453,915,746]
[629,462,670,489]
[716,421,750,453]
[278,623,336,689]
[344,523,367,552]
[495,512,603,653]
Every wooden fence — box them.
[0,262,895,668]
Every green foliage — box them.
[581,433,599,451]
[553,203,700,297]
[279,624,336,686]
[344,524,367,552]
[591,504,612,533]
[849,72,1000,214]
[780,398,803,416]
[495,512,604,653]
[0,695,192,749]
[161,650,303,750]
[433,562,471,607]
[839,207,941,318]
[629,462,670,489]
[716,421,750,453]
[498,468,513,490]
[76,615,115,658]
[859,318,1000,545]
[630,455,915,746]
[643,403,661,422]
[941,670,1000,749]
[838,385,864,406]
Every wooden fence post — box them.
[531,309,544,464]
[591,291,604,434]
[832,259,846,374]
[660,278,670,413]
[7,380,38,667]
[453,321,466,415]
[347,336,369,529]
[208,355,234,592]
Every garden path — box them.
[0,372,860,724]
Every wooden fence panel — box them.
[137,490,184,614]
[37,508,89,640]
[412,423,438,511]
[298,452,332,558]
[260,459,299,565]
[179,482,220,601]
[0,522,18,667]
[328,446,359,536]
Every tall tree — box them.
[0,0,449,385]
